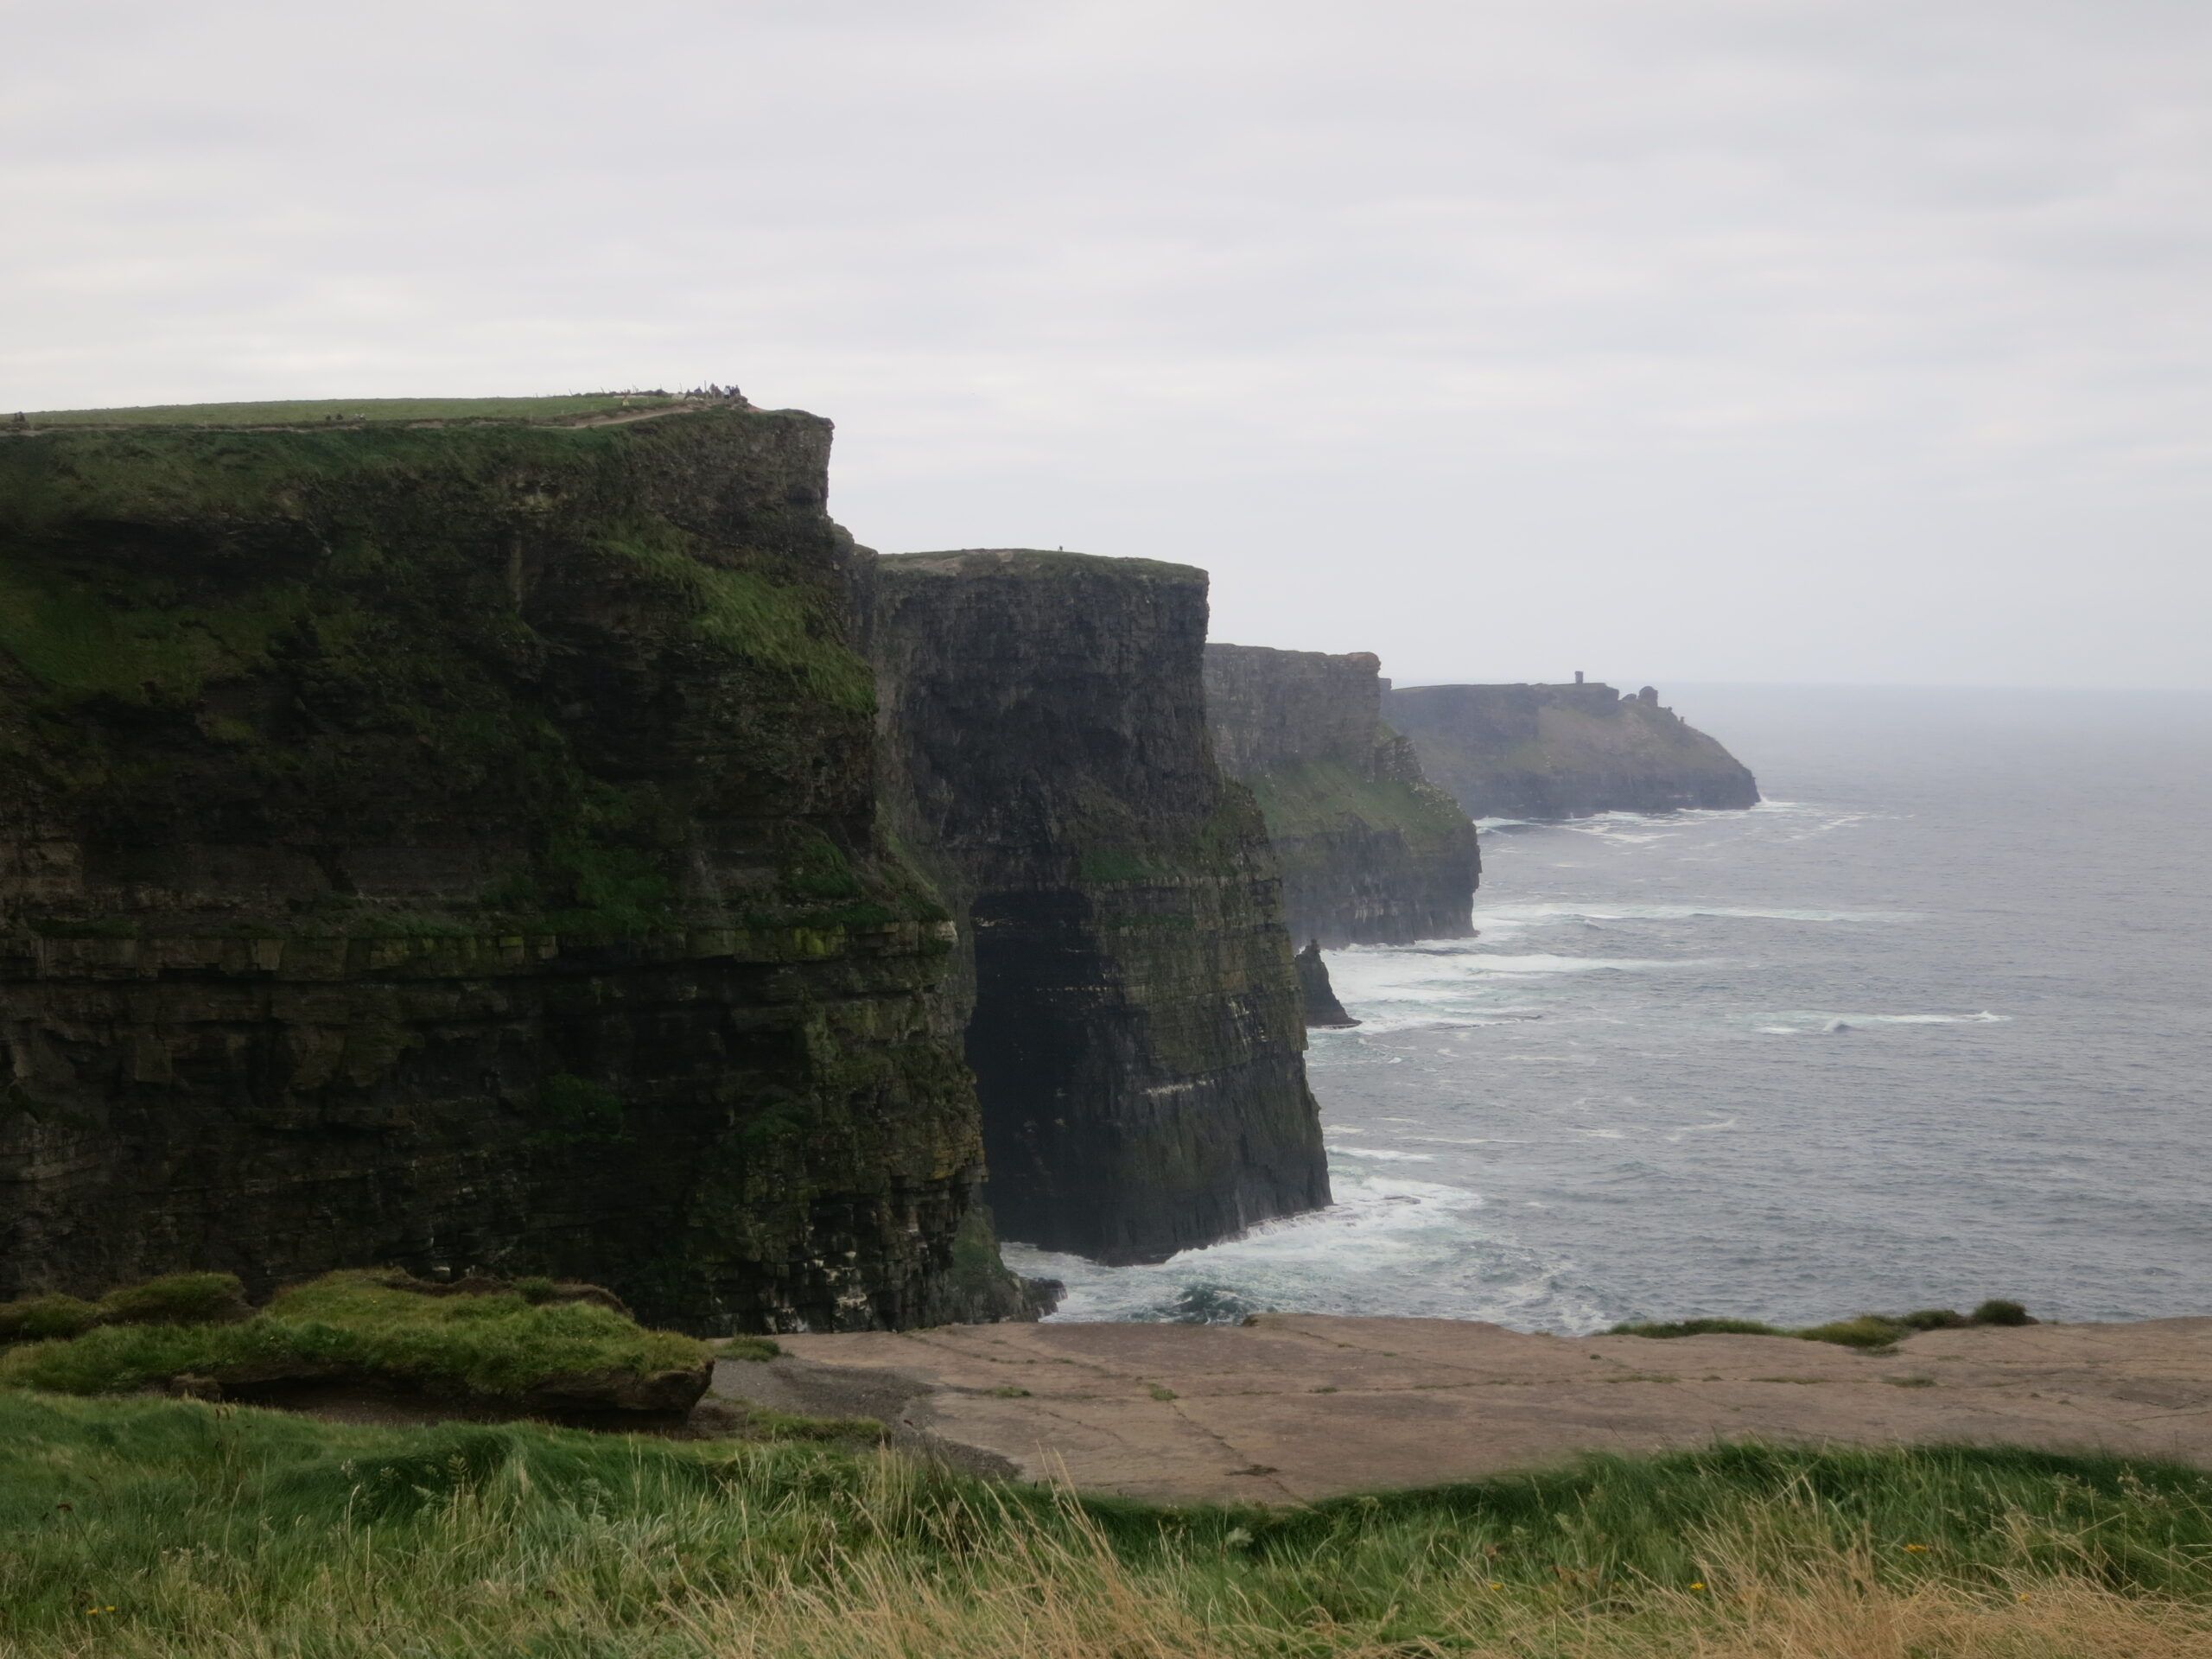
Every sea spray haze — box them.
[1010,686,2212,1330]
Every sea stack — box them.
[1294,940,1358,1029]
[866,550,1331,1265]
[1384,680,1758,820]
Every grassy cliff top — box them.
[13,394,726,429]
[879,547,1202,582]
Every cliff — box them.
[865,551,1330,1265]
[1384,682,1759,820]
[1203,645,1478,946]
[0,404,1024,1332]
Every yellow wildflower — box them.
[1903,1543,1929,1554]
[1688,1581,1707,1592]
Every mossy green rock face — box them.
[867,551,1329,1265]
[0,407,1003,1333]
[1204,645,1478,947]
[1385,681,1759,820]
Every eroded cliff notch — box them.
[866,550,1330,1265]
[1205,645,1478,946]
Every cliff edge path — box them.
[715,1314,2212,1504]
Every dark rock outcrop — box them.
[1385,682,1758,820]
[1204,645,1478,945]
[1294,941,1357,1029]
[0,407,1026,1332]
[865,551,1330,1265]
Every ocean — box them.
[1005,685,2212,1332]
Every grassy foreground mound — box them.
[0,1271,710,1411]
[5,1391,2212,1656]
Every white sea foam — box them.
[1470,901,1913,931]
[1777,1010,2012,1029]
[1332,1146,1439,1162]
[1003,1167,1613,1332]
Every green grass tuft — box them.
[0,1294,101,1344]
[1609,1318,1783,1340]
[1612,1301,2037,1352]
[719,1336,782,1363]
[94,1272,252,1328]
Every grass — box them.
[16,394,690,427]
[719,1336,784,1363]
[1243,754,1472,859]
[0,1270,706,1402]
[1612,1302,2038,1352]
[3,1392,2211,1656]
[0,1274,252,1344]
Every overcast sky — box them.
[8,2,2208,688]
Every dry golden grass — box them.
[671,1497,2212,1658]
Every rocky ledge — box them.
[728,1313,2212,1504]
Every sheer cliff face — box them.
[1204,645,1478,947]
[866,552,1329,1265]
[1385,683,1759,820]
[0,410,1006,1332]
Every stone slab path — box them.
[711,1314,2212,1504]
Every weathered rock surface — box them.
[1386,681,1758,820]
[865,551,1329,1266]
[0,408,1019,1333]
[734,1314,2212,1503]
[1205,645,1477,945]
[1294,941,1357,1029]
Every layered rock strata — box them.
[1204,645,1478,946]
[0,407,1025,1332]
[865,551,1330,1265]
[1385,682,1758,820]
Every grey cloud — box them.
[4,0,2207,686]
